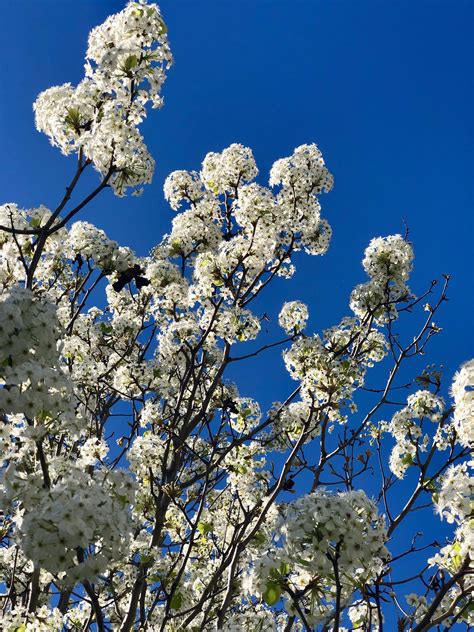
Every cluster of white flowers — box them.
[269,143,334,194]
[0,605,64,632]
[271,400,321,448]
[387,390,444,478]
[283,319,387,424]
[0,287,59,370]
[0,287,81,433]
[279,490,388,580]
[34,1,172,195]
[17,469,135,582]
[200,305,261,344]
[68,221,134,272]
[350,234,414,323]
[428,523,473,576]
[201,143,259,194]
[164,169,205,210]
[451,359,474,448]
[434,461,473,525]
[228,397,261,433]
[164,143,333,311]
[245,490,387,626]
[278,300,309,334]
[223,604,296,632]
[348,600,383,630]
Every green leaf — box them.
[170,592,183,610]
[116,494,129,508]
[65,107,81,132]
[401,454,414,466]
[197,521,212,536]
[251,530,266,546]
[263,581,281,606]
[29,217,42,228]
[100,323,113,334]
[124,55,139,73]
[158,16,168,33]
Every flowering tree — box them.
[0,2,472,631]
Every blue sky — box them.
[0,0,472,624]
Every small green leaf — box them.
[100,323,113,334]
[65,107,81,132]
[170,592,183,610]
[29,217,42,228]
[197,521,212,536]
[251,530,266,546]
[124,54,139,73]
[148,573,161,583]
[158,16,168,33]
[116,494,129,508]
[263,581,281,606]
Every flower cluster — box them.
[350,234,414,323]
[34,1,172,195]
[68,221,134,272]
[0,287,80,432]
[278,300,309,334]
[17,469,135,582]
[283,318,387,424]
[245,490,388,627]
[434,461,473,525]
[201,143,259,194]
[164,143,333,309]
[451,359,474,449]
[387,390,444,478]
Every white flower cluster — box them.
[245,490,387,625]
[164,170,205,210]
[201,143,259,194]
[164,144,333,307]
[434,461,473,525]
[0,287,79,431]
[278,300,309,334]
[0,286,59,369]
[424,458,473,628]
[428,524,473,576]
[350,235,414,323]
[283,319,387,424]
[68,221,134,272]
[0,605,64,632]
[223,604,296,632]
[451,359,474,449]
[17,469,135,582]
[348,600,383,630]
[201,305,261,344]
[269,143,333,194]
[387,390,444,478]
[279,490,388,581]
[270,400,321,449]
[228,397,261,433]
[34,1,172,195]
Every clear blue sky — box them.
[0,0,472,624]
